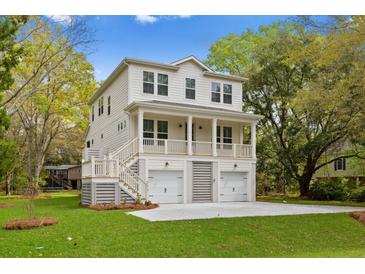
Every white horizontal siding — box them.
[148,159,185,170]
[128,61,243,112]
[86,69,130,156]
[219,160,251,171]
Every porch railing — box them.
[143,138,188,155]
[192,141,212,156]
[142,138,252,158]
[82,157,119,178]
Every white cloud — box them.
[176,15,191,19]
[46,15,73,25]
[135,15,159,24]
[135,15,192,24]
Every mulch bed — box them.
[0,203,14,208]
[87,203,159,211]
[351,211,365,225]
[4,217,58,230]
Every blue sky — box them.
[82,16,289,81]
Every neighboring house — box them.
[44,165,82,190]
[81,56,262,205]
[313,143,365,183]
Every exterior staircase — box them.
[109,138,147,202]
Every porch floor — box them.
[128,202,363,221]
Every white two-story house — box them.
[81,56,262,205]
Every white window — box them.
[157,121,168,139]
[107,96,111,115]
[334,158,346,171]
[211,82,221,102]
[143,119,154,139]
[185,78,195,99]
[223,84,232,104]
[158,74,168,96]
[223,127,232,144]
[98,97,104,116]
[143,71,154,94]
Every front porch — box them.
[129,107,256,159]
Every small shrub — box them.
[350,186,365,202]
[309,178,349,201]
[4,217,58,230]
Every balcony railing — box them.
[142,138,252,158]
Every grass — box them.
[0,193,365,258]
[257,196,365,207]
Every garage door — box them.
[148,170,184,204]
[220,172,248,202]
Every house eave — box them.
[125,101,263,122]
[203,71,249,82]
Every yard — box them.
[0,193,365,258]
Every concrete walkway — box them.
[128,202,364,221]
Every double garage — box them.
[147,160,250,204]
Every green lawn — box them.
[257,196,365,207]
[0,194,365,258]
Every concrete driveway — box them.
[128,202,364,221]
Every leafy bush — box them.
[309,178,349,201]
[350,186,365,202]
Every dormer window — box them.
[211,82,221,103]
[158,73,168,96]
[185,78,195,99]
[223,84,232,104]
[143,71,154,94]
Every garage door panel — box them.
[220,172,248,202]
[148,170,184,204]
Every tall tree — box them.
[4,16,96,191]
[207,16,365,197]
[0,16,27,195]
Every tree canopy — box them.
[207,16,365,196]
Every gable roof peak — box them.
[171,55,214,72]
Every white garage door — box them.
[148,170,184,204]
[220,172,248,202]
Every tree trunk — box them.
[5,173,12,196]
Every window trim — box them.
[143,71,155,94]
[143,119,155,139]
[334,158,346,171]
[211,82,221,103]
[185,78,196,100]
[157,120,168,139]
[223,84,232,104]
[107,96,111,115]
[157,73,168,96]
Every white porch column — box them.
[187,115,193,155]
[251,122,256,158]
[212,118,217,156]
[239,124,244,144]
[138,109,144,153]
